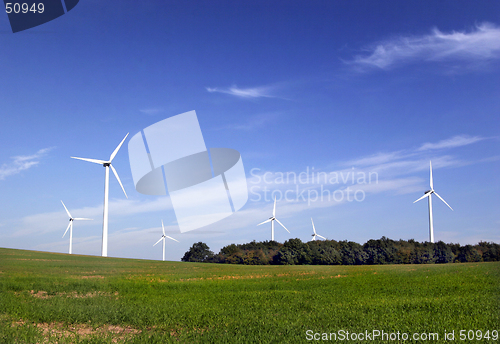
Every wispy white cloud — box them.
[418,135,485,151]
[242,138,490,222]
[0,147,54,180]
[11,197,173,237]
[247,134,493,203]
[342,151,410,167]
[206,85,277,98]
[348,23,500,70]
[139,108,163,115]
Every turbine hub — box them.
[103,162,110,167]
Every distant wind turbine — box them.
[257,197,290,241]
[310,218,326,241]
[71,133,129,257]
[413,161,453,243]
[61,200,92,254]
[153,220,179,261]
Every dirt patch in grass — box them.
[62,291,119,299]
[30,290,51,299]
[43,322,141,343]
[213,274,272,280]
[81,275,105,279]
[177,274,273,282]
[28,290,119,299]
[12,320,141,343]
[14,259,63,262]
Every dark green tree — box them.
[457,245,482,263]
[274,238,312,265]
[181,242,214,262]
[433,241,454,264]
[364,237,397,264]
[449,243,462,262]
[339,240,367,265]
[393,239,415,264]
[476,242,500,262]
[217,240,282,264]
[309,240,341,265]
[413,242,436,264]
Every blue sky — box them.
[1,0,499,261]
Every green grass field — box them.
[0,247,498,343]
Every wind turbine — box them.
[310,218,326,241]
[257,197,290,241]
[153,220,179,261]
[71,133,129,257]
[413,161,453,243]
[61,201,92,254]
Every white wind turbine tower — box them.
[310,218,326,241]
[153,220,179,261]
[413,161,453,243]
[61,201,92,254]
[257,197,290,241]
[71,133,129,257]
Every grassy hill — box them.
[0,247,498,343]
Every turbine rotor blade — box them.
[109,133,129,162]
[433,192,453,211]
[62,222,71,238]
[273,197,276,217]
[73,218,92,221]
[161,220,165,236]
[275,218,290,233]
[257,219,272,226]
[311,218,316,234]
[429,161,434,190]
[71,157,107,165]
[165,235,180,243]
[110,164,128,199]
[153,237,163,246]
[61,200,72,218]
[413,193,430,203]
[317,234,327,240]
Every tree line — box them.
[181,237,500,265]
